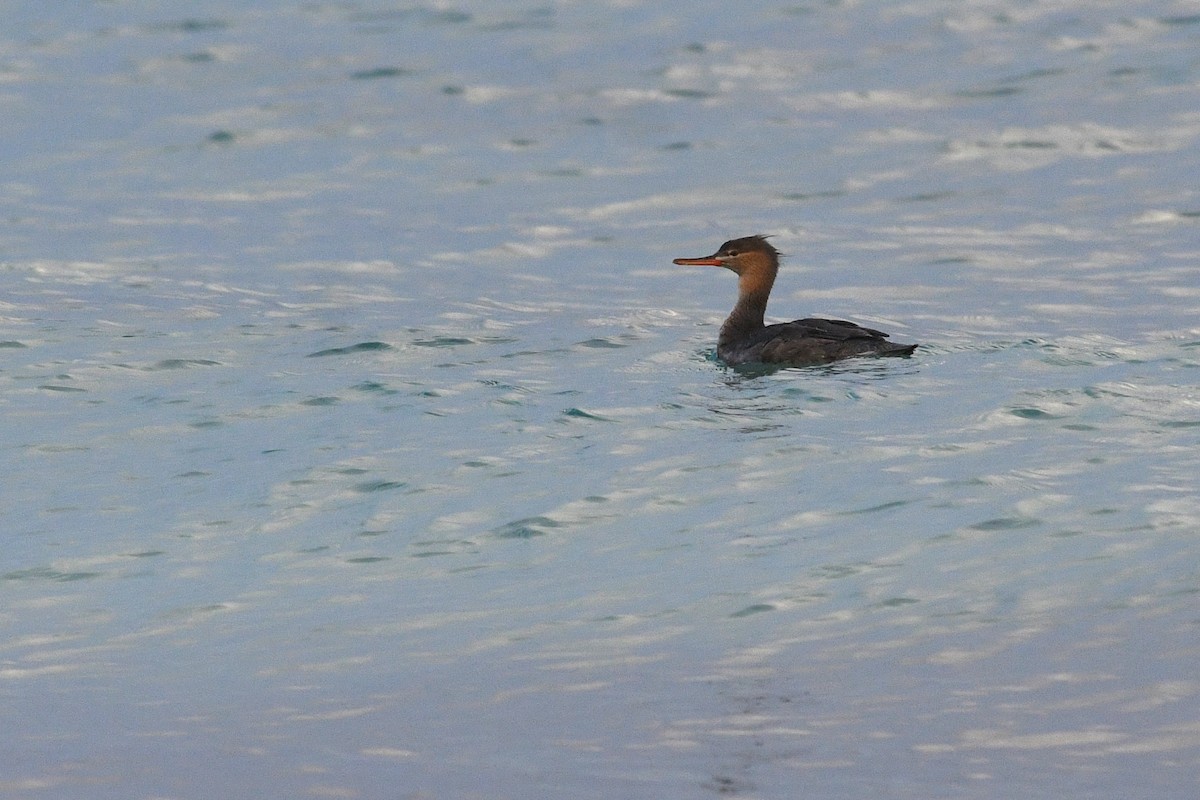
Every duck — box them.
[673,235,917,366]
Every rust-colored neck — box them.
[719,252,777,344]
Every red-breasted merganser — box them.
[674,235,917,366]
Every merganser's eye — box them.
[726,250,739,257]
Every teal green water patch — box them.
[148,359,221,370]
[307,342,393,357]
[877,597,920,608]
[662,88,715,99]
[413,336,518,348]
[561,407,614,422]
[840,500,912,516]
[730,603,775,618]
[154,18,228,33]
[352,480,407,493]
[350,67,414,80]
[1010,407,1065,420]
[352,381,400,395]
[493,516,561,538]
[968,516,1041,531]
[3,566,101,582]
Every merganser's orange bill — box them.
[673,256,724,266]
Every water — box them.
[3,1,1200,797]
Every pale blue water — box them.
[3,2,1200,798]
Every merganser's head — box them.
[672,234,779,276]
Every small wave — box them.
[307,342,393,357]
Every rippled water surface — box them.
[3,2,1200,798]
